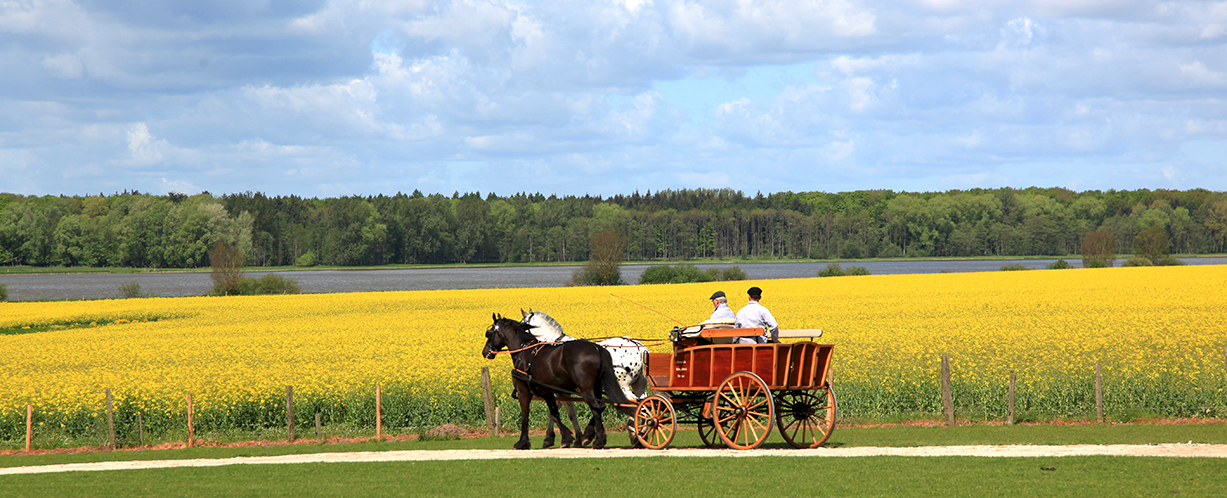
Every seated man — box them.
[735,286,778,344]
[708,290,734,321]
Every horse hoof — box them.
[514,441,531,450]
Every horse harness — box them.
[509,341,555,386]
[505,340,630,406]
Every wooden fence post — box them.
[138,412,144,447]
[316,413,323,445]
[105,388,115,449]
[1008,372,1016,425]
[480,367,495,435]
[1095,363,1103,424]
[286,385,295,442]
[25,404,32,451]
[375,384,382,440]
[941,353,954,426]
[187,394,194,447]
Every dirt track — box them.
[3,444,1226,476]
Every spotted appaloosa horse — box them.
[520,309,649,447]
[481,314,633,450]
[520,309,649,402]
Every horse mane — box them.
[524,310,570,342]
[497,317,540,346]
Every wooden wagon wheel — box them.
[695,395,724,448]
[632,395,677,450]
[775,384,837,449]
[696,418,724,448]
[712,372,774,450]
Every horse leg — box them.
[586,398,607,449]
[540,395,573,449]
[513,382,533,450]
[542,413,555,448]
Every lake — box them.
[2,257,1225,301]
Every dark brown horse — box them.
[481,314,632,449]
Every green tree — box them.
[209,241,246,295]
[571,229,625,286]
[255,274,301,295]
[1202,200,1227,253]
[1081,229,1118,268]
[1133,225,1169,264]
[638,264,714,284]
[453,194,489,263]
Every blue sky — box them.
[2,0,1225,198]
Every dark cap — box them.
[709,291,726,300]
[747,286,762,297]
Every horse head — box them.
[482,313,537,360]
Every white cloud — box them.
[126,123,163,164]
[40,53,84,79]
[4,0,1227,197]
[1178,61,1227,87]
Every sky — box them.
[2,0,1226,198]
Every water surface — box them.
[3,257,1224,301]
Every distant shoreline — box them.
[4,253,1225,276]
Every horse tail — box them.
[599,344,636,416]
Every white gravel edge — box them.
[3,444,1226,476]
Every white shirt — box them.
[735,300,778,343]
[710,303,735,320]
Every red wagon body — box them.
[631,326,837,450]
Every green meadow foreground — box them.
[3,424,1227,497]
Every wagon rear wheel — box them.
[633,395,676,450]
[712,372,774,450]
[776,384,837,449]
[696,409,725,448]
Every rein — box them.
[585,337,668,347]
[608,293,686,326]
[489,341,560,355]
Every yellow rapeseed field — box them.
[2,265,1225,423]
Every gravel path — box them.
[3,444,1226,476]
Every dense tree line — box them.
[1,187,1225,268]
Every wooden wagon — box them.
[630,323,836,450]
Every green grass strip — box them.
[5,423,1226,468]
[2,456,1226,497]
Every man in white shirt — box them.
[735,286,778,344]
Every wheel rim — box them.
[713,372,774,450]
[775,386,836,449]
[633,395,676,450]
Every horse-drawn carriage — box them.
[631,322,836,450]
[482,312,836,451]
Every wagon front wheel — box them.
[633,395,676,450]
[776,384,837,449]
[713,372,774,450]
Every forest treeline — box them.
[1,187,1225,268]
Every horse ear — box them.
[520,308,527,319]
[492,312,498,322]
